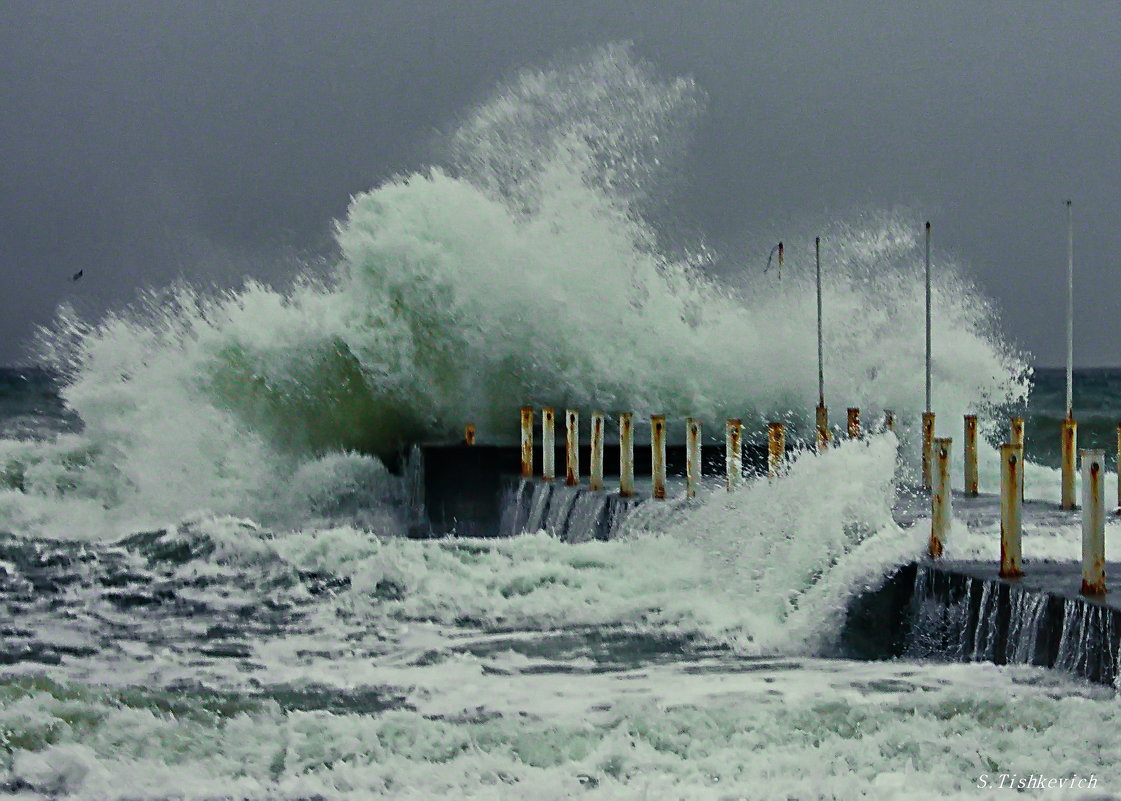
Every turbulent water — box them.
[1,45,1118,799]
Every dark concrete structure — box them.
[420,441,774,536]
[843,560,1121,686]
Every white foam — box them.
[2,658,1116,800]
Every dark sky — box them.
[2,1,1119,366]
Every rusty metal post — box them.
[619,413,634,497]
[1061,416,1077,509]
[520,406,534,478]
[815,404,830,451]
[1010,417,1024,448]
[686,418,701,499]
[922,412,935,490]
[464,423,476,446]
[767,422,785,479]
[1081,449,1106,595]
[542,407,555,481]
[590,411,605,491]
[847,407,860,439]
[726,418,742,491]
[964,414,979,496]
[651,415,666,499]
[1000,443,1023,578]
[930,437,952,558]
[565,409,579,486]
[1011,416,1025,500]
[883,409,895,433]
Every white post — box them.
[590,411,604,491]
[1000,443,1023,578]
[726,418,742,491]
[542,407,555,481]
[930,437,952,558]
[619,413,634,498]
[565,409,579,486]
[1081,449,1105,595]
[651,415,666,500]
[686,418,701,499]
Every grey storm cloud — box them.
[2,1,1119,365]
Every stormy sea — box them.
[0,46,1117,800]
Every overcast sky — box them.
[2,1,1119,366]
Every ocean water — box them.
[1,44,1118,799]
[1023,368,1121,470]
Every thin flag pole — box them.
[925,221,931,413]
[1066,200,1073,418]
[816,236,824,407]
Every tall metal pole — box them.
[815,236,830,451]
[921,221,934,491]
[816,236,824,407]
[1060,201,1077,509]
[925,221,931,414]
[1066,200,1073,418]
